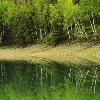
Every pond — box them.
[0,61,100,100]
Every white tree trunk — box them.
[40,29,42,40]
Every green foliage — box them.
[35,0,47,27]
[0,0,99,46]
[79,0,100,15]
[0,1,16,23]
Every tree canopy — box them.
[0,0,100,46]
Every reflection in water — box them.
[0,61,99,100]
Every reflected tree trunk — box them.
[40,67,43,89]
[50,72,53,86]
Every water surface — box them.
[0,61,100,100]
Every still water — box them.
[0,61,100,100]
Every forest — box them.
[0,1,100,100]
[0,0,100,46]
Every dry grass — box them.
[0,43,100,65]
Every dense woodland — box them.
[0,0,100,46]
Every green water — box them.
[0,61,100,100]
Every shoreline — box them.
[0,43,100,65]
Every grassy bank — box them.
[0,43,100,65]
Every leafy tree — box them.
[0,0,99,46]
[78,0,100,40]
[0,1,16,45]
[35,0,47,40]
